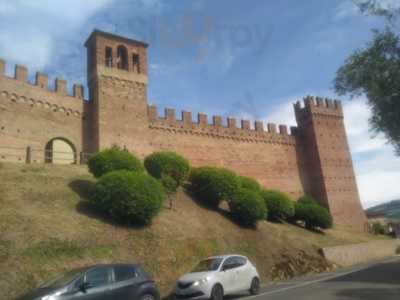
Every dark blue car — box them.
[16,263,160,300]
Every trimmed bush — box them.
[88,148,143,178]
[161,175,179,195]
[189,167,240,208]
[294,196,333,230]
[91,170,165,225]
[228,188,267,227]
[238,176,262,193]
[298,195,318,206]
[144,151,190,190]
[261,190,295,221]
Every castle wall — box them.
[0,30,368,231]
[144,107,306,199]
[0,61,88,163]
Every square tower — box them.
[85,30,149,153]
[295,96,368,231]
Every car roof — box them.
[205,254,248,260]
[82,263,140,270]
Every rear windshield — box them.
[192,258,223,272]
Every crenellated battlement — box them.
[147,105,297,145]
[0,29,368,231]
[294,96,343,117]
[0,58,85,100]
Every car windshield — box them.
[40,267,86,289]
[192,258,223,272]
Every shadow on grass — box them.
[283,217,326,235]
[69,179,147,230]
[185,188,258,230]
[69,179,94,201]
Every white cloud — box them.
[357,170,400,208]
[0,29,52,70]
[264,99,297,127]
[0,0,112,69]
[343,97,387,153]
[334,0,360,20]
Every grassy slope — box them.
[0,163,384,299]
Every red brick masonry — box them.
[0,30,367,231]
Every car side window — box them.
[85,267,110,288]
[114,265,137,282]
[234,256,247,267]
[222,257,237,271]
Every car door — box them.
[110,265,142,300]
[69,266,113,300]
[219,257,238,294]
[232,256,249,291]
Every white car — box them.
[174,255,260,300]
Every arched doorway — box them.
[45,138,76,164]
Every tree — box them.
[334,28,400,154]
[355,0,400,23]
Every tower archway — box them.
[45,138,76,164]
[117,45,128,70]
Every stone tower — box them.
[295,96,367,231]
[84,30,149,154]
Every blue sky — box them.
[0,0,399,208]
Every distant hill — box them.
[366,200,400,220]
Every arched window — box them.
[132,53,140,73]
[117,45,128,70]
[105,47,113,68]
[45,138,77,164]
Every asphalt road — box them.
[246,257,400,300]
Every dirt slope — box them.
[0,163,383,299]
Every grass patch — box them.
[236,241,258,257]
[23,238,114,264]
[0,239,11,262]
[21,165,47,173]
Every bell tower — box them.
[85,30,149,153]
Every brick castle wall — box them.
[0,30,367,231]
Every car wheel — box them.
[140,293,156,300]
[210,284,224,300]
[249,277,260,295]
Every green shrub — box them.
[298,195,318,206]
[294,196,333,230]
[189,167,240,208]
[371,222,386,235]
[88,148,143,178]
[161,175,179,195]
[228,188,267,227]
[91,170,165,225]
[261,190,295,221]
[238,176,262,193]
[144,151,190,189]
